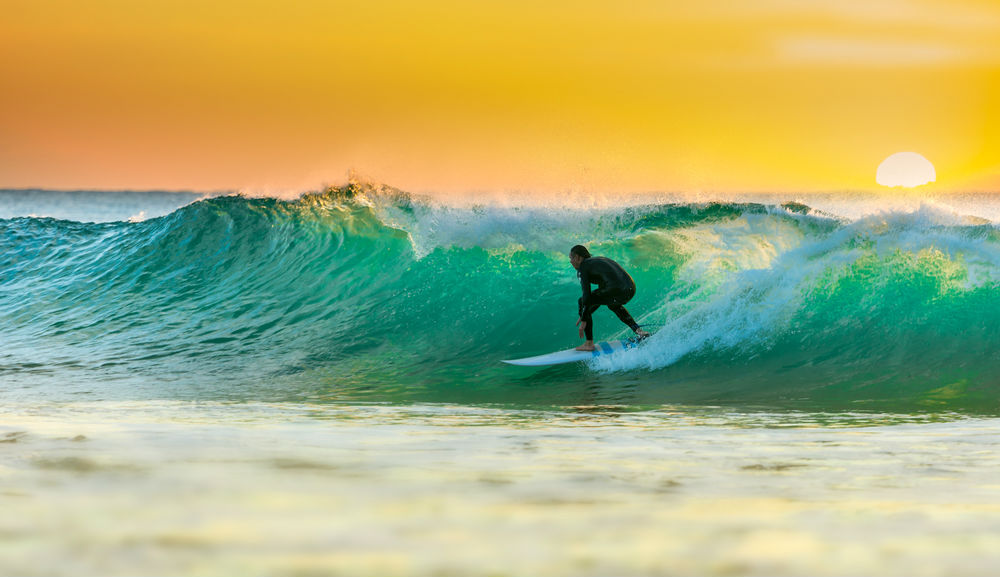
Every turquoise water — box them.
[3,186,1000,575]
[3,185,1000,410]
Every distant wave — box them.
[3,183,1000,411]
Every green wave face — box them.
[3,187,1000,411]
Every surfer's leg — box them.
[608,304,640,332]
[583,307,598,340]
[605,288,644,335]
[575,298,598,350]
[578,297,599,341]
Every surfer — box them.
[569,245,649,351]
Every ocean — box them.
[3,184,1000,575]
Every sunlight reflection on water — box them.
[2,401,998,576]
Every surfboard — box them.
[502,338,640,366]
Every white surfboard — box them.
[502,338,640,366]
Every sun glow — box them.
[1,1,997,193]
[876,152,937,188]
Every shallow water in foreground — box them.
[3,401,1000,577]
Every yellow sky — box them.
[1,0,998,195]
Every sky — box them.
[1,0,999,195]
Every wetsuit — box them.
[577,256,640,341]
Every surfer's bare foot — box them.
[575,341,596,351]
[636,329,651,339]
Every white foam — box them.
[595,201,1000,372]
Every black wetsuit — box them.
[577,256,640,341]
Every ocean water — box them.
[3,184,1000,575]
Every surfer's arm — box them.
[578,269,592,307]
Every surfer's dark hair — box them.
[570,245,591,259]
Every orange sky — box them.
[1,0,999,195]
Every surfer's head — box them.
[569,244,590,270]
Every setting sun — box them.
[876,152,937,189]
